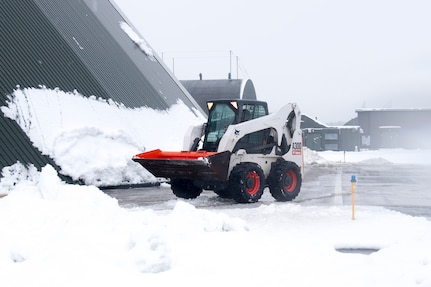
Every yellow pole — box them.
[351,175,357,220]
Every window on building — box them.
[325,133,338,140]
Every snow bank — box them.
[0,165,247,286]
[1,87,205,186]
[0,165,430,286]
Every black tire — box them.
[228,163,265,203]
[170,179,202,199]
[213,188,232,199]
[268,160,302,202]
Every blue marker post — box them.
[351,175,357,220]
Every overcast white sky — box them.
[114,0,431,123]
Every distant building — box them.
[302,115,362,151]
[356,108,431,149]
[302,107,431,151]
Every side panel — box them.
[182,124,205,151]
[281,129,304,170]
[218,103,298,152]
[219,103,303,177]
[227,151,279,178]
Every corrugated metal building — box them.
[302,115,362,151]
[303,127,362,151]
[356,108,431,149]
[181,79,257,115]
[0,0,203,176]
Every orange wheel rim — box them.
[245,171,260,195]
[284,170,297,193]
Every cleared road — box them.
[105,161,431,219]
[298,162,431,219]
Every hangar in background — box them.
[302,115,362,152]
[0,0,203,177]
[181,79,257,115]
[356,108,431,149]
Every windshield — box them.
[204,103,236,151]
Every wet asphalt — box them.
[104,162,431,220]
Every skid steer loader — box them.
[133,99,303,203]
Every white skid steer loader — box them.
[133,99,303,203]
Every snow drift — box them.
[1,87,205,186]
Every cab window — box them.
[241,104,267,121]
[204,103,236,151]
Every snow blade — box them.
[133,149,232,181]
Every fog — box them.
[114,0,431,124]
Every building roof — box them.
[300,114,328,129]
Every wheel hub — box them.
[245,171,260,195]
[246,177,255,189]
[284,170,297,193]
[284,176,292,187]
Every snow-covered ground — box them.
[2,86,431,286]
[1,147,431,286]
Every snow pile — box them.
[0,165,247,286]
[1,87,205,186]
[303,147,328,165]
[0,162,39,193]
[0,165,430,286]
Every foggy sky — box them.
[114,0,431,123]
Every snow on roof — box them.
[302,114,328,127]
[120,21,154,57]
[379,126,402,129]
[302,114,360,129]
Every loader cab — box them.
[203,99,268,152]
